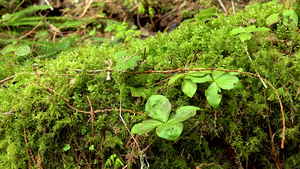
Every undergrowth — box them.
[0,0,300,168]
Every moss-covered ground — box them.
[1,0,300,168]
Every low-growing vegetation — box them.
[0,0,300,168]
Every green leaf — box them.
[229,27,246,35]
[89,145,94,150]
[185,74,213,83]
[156,123,183,140]
[15,45,30,56]
[182,79,197,98]
[128,87,147,97]
[251,27,271,32]
[238,32,252,42]
[196,8,218,21]
[205,82,222,108]
[114,51,127,61]
[212,70,225,79]
[235,80,243,89]
[215,74,240,90]
[109,36,123,46]
[145,95,171,122]
[266,13,280,27]
[168,74,185,85]
[229,68,243,75]
[131,119,164,135]
[115,55,142,70]
[244,25,256,33]
[63,144,70,151]
[0,44,14,55]
[283,10,298,26]
[186,71,208,76]
[168,106,200,124]
[115,159,124,167]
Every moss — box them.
[0,0,300,168]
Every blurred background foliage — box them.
[0,0,266,63]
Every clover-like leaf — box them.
[266,13,280,27]
[238,32,252,42]
[185,74,213,83]
[63,144,70,151]
[145,95,171,122]
[131,119,164,135]
[244,25,256,33]
[168,106,200,124]
[0,44,14,55]
[229,27,246,35]
[212,70,225,79]
[15,45,30,56]
[114,50,127,61]
[182,79,197,98]
[168,74,185,85]
[156,123,183,140]
[196,8,218,21]
[215,74,240,90]
[186,71,208,77]
[283,10,298,26]
[205,82,222,108]
[115,55,142,70]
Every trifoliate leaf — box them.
[185,75,213,83]
[205,82,222,108]
[182,79,197,98]
[15,45,30,56]
[238,32,252,42]
[266,13,280,27]
[145,95,171,123]
[215,74,240,90]
[168,106,200,124]
[168,74,185,85]
[156,123,183,140]
[131,119,164,135]
[229,27,246,35]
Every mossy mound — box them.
[1,0,300,168]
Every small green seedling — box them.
[266,9,298,27]
[1,44,31,58]
[105,154,124,169]
[168,69,243,108]
[131,95,200,140]
[229,25,270,42]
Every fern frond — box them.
[1,5,51,22]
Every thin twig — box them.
[0,75,16,84]
[295,86,299,99]
[243,43,268,88]
[19,19,43,40]
[44,0,54,10]
[87,96,95,137]
[122,47,146,63]
[231,0,236,15]
[23,126,32,169]
[80,0,93,18]
[217,0,228,14]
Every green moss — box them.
[0,0,300,168]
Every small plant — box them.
[266,9,298,27]
[229,25,270,42]
[105,154,124,169]
[113,50,142,70]
[168,69,242,108]
[131,95,199,140]
[0,44,30,63]
[104,20,141,44]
